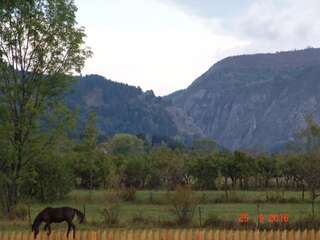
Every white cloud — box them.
[75,0,320,96]
[234,0,320,52]
[75,0,248,96]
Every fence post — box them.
[205,230,211,240]
[186,229,193,240]
[253,230,259,240]
[27,205,31,226]
[247,230,254,240]
[198,207,202,227]
[287,230,293,240]
[149,191,153,203]
[146,229,153,240]
[173,229,180,240]
[315,229,320,240]
[220,229,226,240]
[83,204,86,223]
[281,230,287,240]
[310,229,316,240]
[295,230,301,240]
[126,229,133,240]
[302,229,308,240]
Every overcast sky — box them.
[75,0,320,96]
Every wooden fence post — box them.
[6,229,320,240]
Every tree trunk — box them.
[224,177,228,200]
[239,177,243,190]
[312,198,315,219]
[276,177,279,189]
[6,180,18,213]
[265,178,269,188]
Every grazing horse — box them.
[31,207,85,239]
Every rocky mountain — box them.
[66,48,320,151]
[66,74,178,140]
[166,48,320,151]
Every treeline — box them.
[16,114,320,207]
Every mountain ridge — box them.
[167,47,320,150]
[67,48,320,151]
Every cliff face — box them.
[167,48,320,150]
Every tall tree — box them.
[74,112,100,189]
[287,115,320,152]
[0,0,91,211]
[301,151,320,218]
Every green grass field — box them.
[1,190,319,231]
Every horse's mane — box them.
[73,208,85,223]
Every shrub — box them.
[100,205,120,226]
[119,187,136,202]
[14,204,28,220]
[100,190,121,226]
[7,204,29,221]
[130,211,158,226]
[167,185,198,225]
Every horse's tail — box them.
[74,208,85,224]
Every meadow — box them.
[1,190,319,231]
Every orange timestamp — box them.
[238,213,289,223]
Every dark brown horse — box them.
[31,207,84,239]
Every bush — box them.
[100,205,120,226]
[130,211,158,227]
[167,185,198,225]
[119,187,136,202]
[7,204,29,221]
[15,204,28,220]
[100,190,121,226]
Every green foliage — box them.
[74,112,102,189]
[100,190,122,226]
[8,203,28,221]
[102,133,145,156]
[0,0,90,211]
[66,75,178,139]
[148,146,186,189]
[287,115,320,152]
[122,155,150,188]
[219,152,241,188]
[167,185,198,225]
[118,187,136,202]
[257,155,278,188]
[187,154,219,190]
[192,138,220,154]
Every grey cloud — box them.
[162,0,253,19]
[231,0,320,53]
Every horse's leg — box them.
[44,223,48,231]
[66,222,71,238]
[47,224,52,236]
[71,223,76,239]
[44,223,51,236]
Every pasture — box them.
[0,190,320,231]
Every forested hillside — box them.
[66,74,178,140]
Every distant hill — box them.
[166,48,320,151]
[66,75,178,140]
[66,48,320,151]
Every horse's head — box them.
[31,221,40,239]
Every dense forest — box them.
[66,75,178,139]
